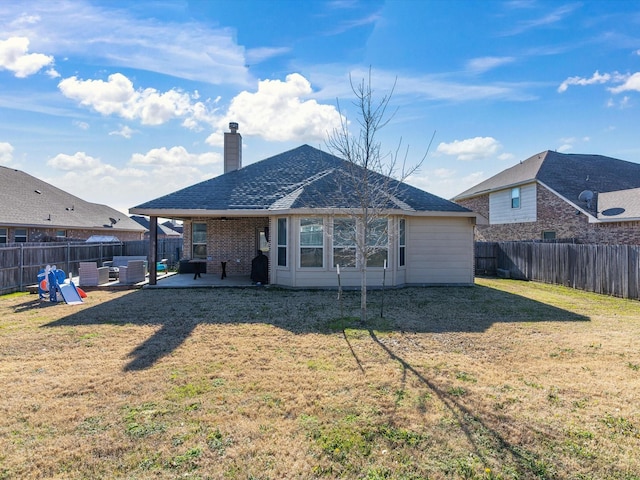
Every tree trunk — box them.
[360,264,367,322]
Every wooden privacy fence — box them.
[0,238,183,295]
[475,242,640,300]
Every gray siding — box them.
[489,183,536,224]
[405,217,474,285]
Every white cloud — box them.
[130,146,220,167]
[245,46,291,65]
[436,137,502,161]
[58,73,214,128]
[109,125,136,139]
[503,4,580,36]
[0,36,54,77]
[558,70,640,96]
[47,151,102,170]
[207,73,344,144]
[1,3,250,86]
[557,144,572,153]
[467,56,515,73]
[73,120,89,130]
[558,70,611,93]
[0,142,14,165]
[608,72,640,94]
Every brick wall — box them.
[457,185,640,245]
[183,217,270,276]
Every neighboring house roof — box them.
[130,215,182,236]
[162,220,183,234]
[598,188,640,221]
[0,166,146,233]
[453,150,640,218]
[131,144,472,217]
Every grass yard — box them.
[1,278,639,479]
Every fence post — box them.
[20,243,26,291]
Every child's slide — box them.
[59,283,84,305]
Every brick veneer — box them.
[457,185,640,245]
[183,217,270,276]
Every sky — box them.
[2,0,640,216]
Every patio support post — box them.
[149,216,158,285]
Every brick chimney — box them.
[224,122,242,173]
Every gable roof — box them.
[0,166,145,232]
[131,215,182,236]
[131,144,471,217]
[453,151,640,215]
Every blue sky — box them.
[1,0,640,215]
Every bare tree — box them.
[326,68,433,321]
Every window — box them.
[300,217,323,267]
[542,231,556,240]
[15,228,27,243]
[257,227,269,253]
[56,230,66,238]
[277,218,287,267]
[399,218,406,267]
[511,187,521,209]
[333,218,356,268]
[367,219,388,267]
[192,222,207,259]
[0,228,6,244]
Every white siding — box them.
[489,183,536,224]
[405,217,474,285]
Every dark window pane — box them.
[300,247,323,267]
[368,249,388,267]
[193,244,207,259]
[278,246,287,266]
[277,218,287,246]
[333,248,356,267]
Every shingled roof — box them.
[131,144,471,216]
[453,151,640,217]
[0,166,145,233]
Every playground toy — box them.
[37,265,84,304]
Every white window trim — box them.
[277,217,288,268]
[299,217,324,268]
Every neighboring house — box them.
[130,123,479,288]
[131,215,183,239]
[453,151,640,244]
[162,220,183,235]
[0,166,145,243]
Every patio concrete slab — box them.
[143,272,257,289]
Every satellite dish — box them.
[109,217,118,225]
[578,190,594,209]
[578,190,594,202]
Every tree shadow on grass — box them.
[41,283,588,372]
[367,328,557,478]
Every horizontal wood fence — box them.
[0,238,183,295]
[476,241,640,300]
